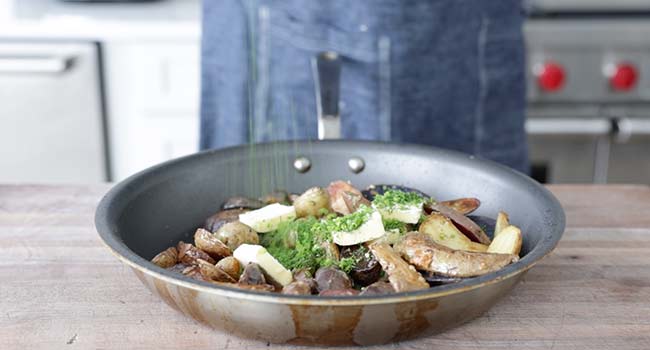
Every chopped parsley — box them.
[322,205,373,232]
[383,218,408,233]
[372,190,425,210]
[261,217,330,272]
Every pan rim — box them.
[95,139,565,306]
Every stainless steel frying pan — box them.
[94,53,564,345]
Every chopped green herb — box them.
[261,217,331,273]
[338,257,356,273]
[372,190,425,210]
[383,218,408,233]
[322,205,373,232]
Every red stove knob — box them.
[536,61,565,92]
[608,63,638,91]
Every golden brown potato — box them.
[177,241,216,265]
[204,208,249,232]
[327,181,370,215]
[419,213,489,252]
[215,256,241,280]
[395,233,519,278]
[293,187,331,218]
[281,281,313,295]
[425,203,491,245]
[440,198,481,215]
[151,246,178,268]
[487,225,522,255]
[194,228,232,259]
[214,222,259,251]
[368,241,429,293]
[197,259,237,283]
[494,211,510,237]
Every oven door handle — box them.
[526,118,612,136]
[0,55,74,74]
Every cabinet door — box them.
[0,42,106,183]
[103,42,199,181]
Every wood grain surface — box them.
[1,184,649,350]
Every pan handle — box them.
[312,51,341,139]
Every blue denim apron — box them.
[200,0,529,173]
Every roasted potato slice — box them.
[419,213,489,252]
[151,246,178,268]
[368,241,429,292]
[293,187,331,218]
[494,211,510,237]
[440,198,480,215]
[426,203,491,245]
[487,225,522,255]
[327,181,370,215]
[395,233,518,278]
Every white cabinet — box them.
[103,41,200,180]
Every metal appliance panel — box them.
[0,42,106,183]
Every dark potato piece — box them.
[177,241,216,265]
[361,184,430,202]
[314,266,352,292]
[395,233,519,278]
[368,241,429,292]
[440,198,481,215]
[151,246,178,268]
[468,215,497,239]
[293,268,318,293]
[238,263,267,285]
[319,289,360,296]
[360,281,395,296]
[181,265,206,281]
[194,228,232,259]
[221,196,264,210]
[214,222,259,251]
[197,259,237,283]
[340,246,382,287]
[327,181,370,215]
[215,256,241,280]
[260,191,290,205]
[204,208,248,232]
[426,203,491,245]
[420,271,463,286]
[293,187,331,218]
[281,281,313,295]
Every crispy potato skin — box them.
[327,181,370,215]
[293,187,331,218]
[194,228,232,259]
[214,222,259,251]
[440,198,481,215]
[369,242,429,292]
[426,203,492,245]
[151,246,178,268]
[419,213,489,252]
[177,241,216,265]
[395,233,519,278]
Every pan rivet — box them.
[293,156,311,173]
[348,157,365,174]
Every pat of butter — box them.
[332,211,386,246]
[373,203,422,224]
[238,203,296,233]
[233,244,293,286]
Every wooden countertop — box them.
[1,184,649,349]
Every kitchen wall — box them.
[1,0,648,184]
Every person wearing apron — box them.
[200,0,529,173]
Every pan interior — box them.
[99,141,563,285]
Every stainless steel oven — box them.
[524,1,650,184]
